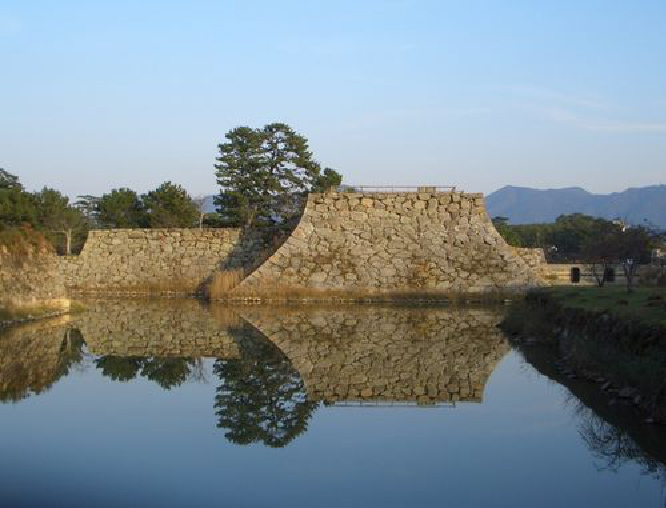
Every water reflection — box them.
[1,298,665,483]
[240,306,509,404]
[575,399,666,480]
[214,322,317,447]
[0,318,83,402]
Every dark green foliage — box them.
[215,123,342,226]
[139,357,195,389]
[494,213,649,263]
[213,325,317,447]
[98,188,148,228]
[0,186,39,228]
[491,216,522,246]
[312,167,343,193]
[2,168,207,255]
[95,356,196,389]
[0,169,38,228]
[34,187,86,255]
[142,181,199,228]
[95,357,144,381]
[1,171,85,254]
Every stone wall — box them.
[237,191,543,294]
[512,247,547,275]
[59,228,279,294]
[542,263,635,286]
[240,306,509,403]
[0,246,69,311]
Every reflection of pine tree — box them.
[95,357,143,381]
[213,325,317,448]
[94,356,195,389]
[140,358,194,389]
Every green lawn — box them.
[541,286,666,327]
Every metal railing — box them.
[329,400,458,408]
[333,185,457,193]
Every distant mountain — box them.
[486,185,666,227]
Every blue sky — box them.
[1,0,665,198]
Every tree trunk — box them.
[64,229,72,255]
[590,264,605,287]
[622,262,635,293]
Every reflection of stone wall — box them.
[0,317,72,402]
[72,300,241,358]
[58,228,278,294]
[240,306,509,403]
[237,191,543,294]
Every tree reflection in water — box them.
[213,324,318,448]
[571,396,666,482]
[95,356,200,390]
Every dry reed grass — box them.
[205,269,246,300]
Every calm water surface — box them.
[1,300,665,508]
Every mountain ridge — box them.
[486,184,666,227]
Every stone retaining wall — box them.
[0,247,69,311]
[59,228,279,294]
[237,191,544,294]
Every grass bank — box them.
[539,286,666,327]
[502,287,666,423]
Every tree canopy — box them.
[494,213,648,262]
[215,123,342,226]
[98,188,147,228]
[34,187,85,254]
[142,181,199,228]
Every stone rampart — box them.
[237,191,543,293]
[59,228,277,294]
[0,246,69,312]
[512,247,548,275]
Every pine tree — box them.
[214,123,342,226]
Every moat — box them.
[1,300,665,507]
